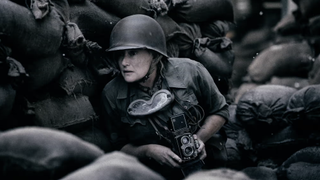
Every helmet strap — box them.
[138,54,162,83]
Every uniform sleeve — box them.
[100,85,129,150]
[193,62,229,121]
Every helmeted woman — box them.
[101,14,229,180]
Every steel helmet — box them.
[107,14,168,57]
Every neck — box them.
[139,67,158,88]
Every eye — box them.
[128,50,138,57]
[113,51,124,61]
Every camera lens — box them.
[184,146,193,156]
[181,136,190,144]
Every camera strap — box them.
[148,117,172,143]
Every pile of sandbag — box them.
[232,0,320,101]
[0,0,118,152]
[224,84,320,179]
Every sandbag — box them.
[200,20,233,38]
[295,0,320,19]
[0,0,64,58]
[193,37,234,79]
[222,104,245,140]
[61,22,87,67]
[283,84,320,131]
[0,127,104,180]
[174,23,234,82]
[241,166,277,180]
[309,15,320,36]
[283,162,320,180]
[254,125,309,160]
[69,0,120,49]
[308,54,320,84]
[55,64,99,97]
[21,51,69,92]
[30,94,98,132]
[272,13,303,36]
[61,151,165,180]
[174,22,202,57]
[90,0,168,18]
[225,138,246,170]
[184,168,252,180]
[168,0,234,23]
[73,126,113,153]
[236,85,297,140]
[0,84,16,123]
[248,41,314,83]
[268,76,309,90]
[155,15,183,41]
[9,0,70,21]
[277,146,320,179]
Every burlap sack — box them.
[0,127,104,179]
[91,0,168,18]
[30,94,98,132]
[248,41,314,83]
[21,51,69,92]
[236,85,297,140]
[277,146,320,180]
[0,0,64,58]
[61,151,165,180]
[184,168,252,180]
[56,65,98,97]
[69,0,120,49]
[283,84,320,131]
[168,0,234,23]
[0,84,16,123]
[295,0,320,19]
[308,54,320,84]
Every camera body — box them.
[168,113,198,162]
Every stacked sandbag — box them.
[267,76,309,90]
[276,146,320,180]
[61,152,165,180]
[0,0,118,153]
[0,0,65,59]
[0,127,104,180]
[69,0,120,49]
[170,20,235,95]
[308,54,320,84]
[247,41,315,84]
[223,104,254,170]
[234,85,304,167]
[236,85,297,139]
[283,84,320,133]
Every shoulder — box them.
[167,58,205,71]
[102,75,127,98]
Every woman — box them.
[101,14,229,179]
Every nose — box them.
[119,54,129,67]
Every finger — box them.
[166,154,181,168]
[197,140,205,153]
[199,148,207,160]
[169,152,182,163]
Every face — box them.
[116,49,153,83]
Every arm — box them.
[196,114,226,143]
[121,143,182,168]
[193,114,226,160]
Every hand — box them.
[146,144,182,168]
[193,134,207,160]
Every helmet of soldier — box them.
[107,14,167,57]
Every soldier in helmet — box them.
[101,14,229,180]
